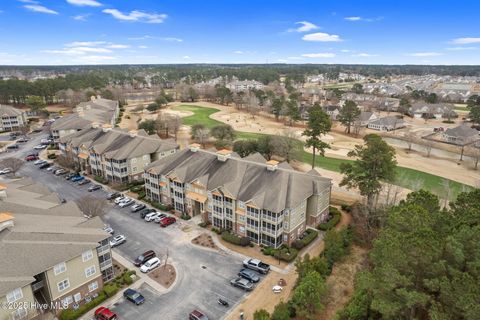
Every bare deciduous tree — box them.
[272,129,299,163]
[56,153,77,171]
[0,157,24,175]
[422,138,435,157]
[404,130,417,152]
[76,196,108,218]
[466,146,480,170]
[155,111,182,139]
[194,128,210,147]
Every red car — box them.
[94,307,117,320]
[25,155,38,161]
[159,216,176,227]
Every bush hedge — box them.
[317,206,341,231]
[181,214,191,220]
[103,283,119,297]
[273,246,298,262]
[130,185,145,193]
[221,231,250,247]
[292,229,318,250]
[47,153,57,159]
[94,175,109,185]
[59,291,107,320]
[211,227,222,235]
[149,201,173,212]
[341,203,352,212]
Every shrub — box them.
[214,140,231,149]
[123,273,133,285]
[442,120,455,124]
[274,246,298,262]
[130,185,145,192]
[198,222,207,228]
[317,206,341,231]
[47,153,57,159]
[211,227,222,235]
[341,203,352,212]
[137,190,146,200]
[103,283,119,297]
[94,175,108,184]
[181,214,191,220]
[262,246,275,256]
[149,201,173,211]
[221,231,250,247]
[292,240,305,250]
[299,229,318,247]
[59,291,107,320]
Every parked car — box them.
[140,257,160,273]
[131,203,146,212]
[238,268,260,283]
[34,159,46,165]
[107,192,121,200]
[109,235,126,247]
[189,310,209,320]
[88,184,102,192]
[6,144,19,150]
[94,307,117,320]
[33,144,47,150]
[119,198,134,208]
[65,173,77,180]
[17,137,29,143]
[25,155,38,161]
[133,250,156,267]
[139,208,155,218]
[123,288,145,305]
[159,217,176,227]
[71,175,84,182]
[55,169,67,175]
[153,213,167,223]
[46,166,57,172]
[103,225,114,234]
[0,168,12,175]
[38,163,51,169]
[243,258,270,274]
[145,211,161,222]
[78,179,91,185]
[230,277,255,291]
[114,196,127,204]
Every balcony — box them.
[100,260,113,271]
[246,213,259,220]
[97,245,110,256]
[31,280,45,291]
[246,224,260,231]
[262,215,283,224]
[261,227,277,236]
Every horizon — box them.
[1,0,480,66]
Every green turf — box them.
[173,104,472,199]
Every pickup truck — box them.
[242,258,270,274]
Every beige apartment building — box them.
[0,178,113,320]
[59,125,178,183]
[144,145,331,248]
[0,105,28,132]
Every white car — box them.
[145,212,161,222]
[114,196,126,204]
[0,168,12,175]
[34,159,46,165]
[119,198,134,208]
[153,213,168,223]
[34,144,47,150]
[109,235,126,247]
[103,225,114,234]
[140,257,160,273]
[272,285,283,293]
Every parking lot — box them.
[1,133,265,320]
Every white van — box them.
[140,257,160,273]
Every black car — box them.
[107,192,121,200]
[88,184,102,192]
[123,289,145,305]
[6,144,19,150]
[139,208,156,218]
[133,250,156,267]
[39,163,51,169]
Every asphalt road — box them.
[1,132,256,320]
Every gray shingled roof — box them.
[51,114,92,131]
[0,178,110,296]
[444,125,479,138]
[369,116,404,127]
[146,149,331,213]
[0,105,24,117]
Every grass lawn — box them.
[174,104,472,199]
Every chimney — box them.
[189,143,201,153]
[266,160,279,171]
[0,213,14,233]
[216,149,232,162]
[129,130,138,137]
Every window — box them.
[88,281,99,292]
[11,308,27,320]
[74,293,82,303]
[143,155,149,160]
[238,201,245,209]
[131,158,137,164]
[6,288,23,303]
[57,279,70,292]
[61,295,73,307]
[53,262,66,275]
[82,250,93,262]
[85,265,96,278]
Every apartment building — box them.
[59,125,178,183]
[226,80,264,93]
[144,146,331,248]
[0,104,27,132]
[51,96,119,143]
[0,178,113,320]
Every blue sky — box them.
[0,0,479,65]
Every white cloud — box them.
[288,21,319,32]
[407,52,443,57]
[73,14,91,21]
[160,37,183,42]
[445,46,477,51]
[128,35,155,40]
[106,44,130,49]
[287,56,302,60]
[138,45,148,49]
[44,47,111,55]
[23,4,58,14]
[65,41,105,47]
[340,49,351,53]
[451,37,480,44]
[353,53,379,57]
[233,51,244,54]
[302,32,342,42]
[127,36,182,42]
[277,59,287,63]
[344,16,361,21]
[18,0,38,3]
[102,9,167,23]
[183,56,190,59]
[302,53,335,58]
[66,0,102,7]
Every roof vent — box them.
[129,130,138,137]
[266,160,279,171]
[216,149,232,162]
[189,143,201,153]
[102,124,112,132]
[0,213,14,233]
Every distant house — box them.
[323,105,341,120]
[226,80,264,93]
[408,103,456,119]
[0,104,27,132]
[378,98,401,112]
[367,116,405,131]
[442,125,479,145]
[356,111,378,127]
